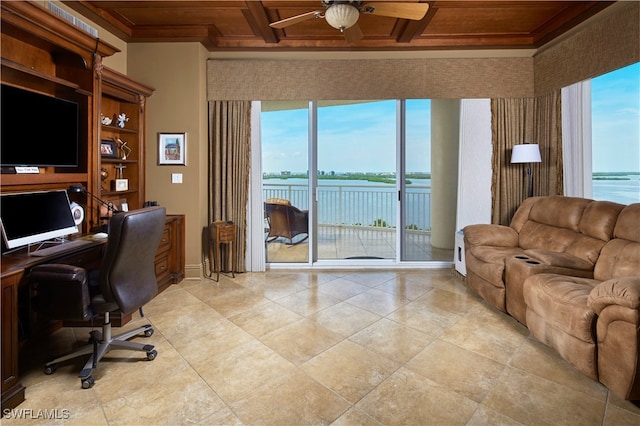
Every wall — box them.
[127,43,209,278]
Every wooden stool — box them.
[208,221,236,281]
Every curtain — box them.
[561,81,592,198]
[491,91,563,225]
[246,101,265,272]
[208,100,251,273]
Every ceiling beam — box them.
[243,1,278,44]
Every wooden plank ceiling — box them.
[62,0,614,51]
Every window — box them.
[591,62,640,204]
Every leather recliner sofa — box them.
[463,196,640,400]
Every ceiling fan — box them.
[269,0,430,43]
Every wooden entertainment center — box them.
[1,2,185,411]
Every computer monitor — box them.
[0,190,79,249]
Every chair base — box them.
[44,319,157,388]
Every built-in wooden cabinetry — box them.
[1,2,184,412]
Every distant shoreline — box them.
[264,172,639,182]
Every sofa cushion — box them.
[524,274,599,344]
[594,239,640,282]
[528,196,591,232]
[613,203,640,242]
[579,201,624,242]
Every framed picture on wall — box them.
[158,132,186,165]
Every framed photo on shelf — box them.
[100,139,119,158]
[158,132,186,165]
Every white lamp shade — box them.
[325,4,359,30]
[511,144,541,163]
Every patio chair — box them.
[264,198,309,244]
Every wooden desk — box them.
[1,238,106,412]
[0,214,185,412]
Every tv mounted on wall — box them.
[0,190,79,250]
[0,84,79,168]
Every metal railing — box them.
[263,182,432,231]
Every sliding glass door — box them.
[261,99,455,265]
[317,100,397,260]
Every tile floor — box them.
[7,269,640,425]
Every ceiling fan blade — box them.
[344,23,364,44]
[362,2,429,20]
[269,11,322,28]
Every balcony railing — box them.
[263,182,432,231]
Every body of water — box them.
[263,175,639,229]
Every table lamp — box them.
[511,144,541,198]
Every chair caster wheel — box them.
[146,350,157,361]
[144,328,154,337]
[81,376,95,389]
[44,364,57,375]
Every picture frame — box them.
[158,132,186,165]
[100,139,119,158]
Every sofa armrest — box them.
[463,224,518,249]
[587,276,640,400]
[588,277,640,314]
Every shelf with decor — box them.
[95,67,154,229]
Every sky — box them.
[262,62,639,174]
[591,62,640,173]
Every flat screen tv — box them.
[0,190,79,249]
[1,84,79,168]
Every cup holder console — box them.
[526,260,541,265]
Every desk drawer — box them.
[155,256,169,282]
[156,227,171,255]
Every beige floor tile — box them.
[388,297,463,338]
[406,339,506,402]
[332,407,383,425]
[346,287,411,316]
[260,318,344,365]
[374,275,435,300]
[192,339,296,404]
[230,370,350,425]
[274,288,343,316]
[302,340,400,403]
[440,307,529,364]
[228,301,303,338]
[356,367,478,425]
[466,405,524,426]
[483,366,607,425]
[204,287,268,317]
[349,318,434,364]
[317,277,371,300]
[510,336,608,401]
[310,301,381,337]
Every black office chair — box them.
[28,206,166,389]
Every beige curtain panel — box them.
[491,91,563,225]
[208,100,252,273]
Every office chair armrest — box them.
[29,264,93,321]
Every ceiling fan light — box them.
[325,4,359,31]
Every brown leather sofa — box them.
[463,196,624,324]
[463,197,640,400]
[524,203,640,400]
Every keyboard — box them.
[30,239,94,257]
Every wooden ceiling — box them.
[62,1,615,52]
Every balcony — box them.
[264,182,454,263]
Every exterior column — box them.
[431,99,460,249]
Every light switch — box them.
[171,173,183,184]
